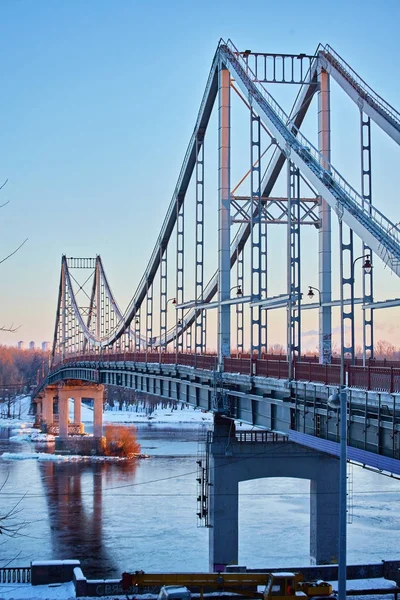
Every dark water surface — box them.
[1,424,400,578]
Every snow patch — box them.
[1,451,145,462]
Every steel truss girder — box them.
[361,113,374,361]
[239,51,317,85]
[231,195,319,225]
[287,162,301,376]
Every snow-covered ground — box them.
[0,577,398,600]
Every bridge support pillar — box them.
[58,389,70,440]
[43,387,55,428]
[93,386,104,438]
[74,397,82,426]
[209,416,238,571]
[310,454,340,564]
[208,416,339,571]
[35,399,42,420]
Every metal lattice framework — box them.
[52,40,400,369]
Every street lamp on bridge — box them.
[230,285,243,297]
[307,285,321,306]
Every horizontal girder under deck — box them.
[45,359,400,473]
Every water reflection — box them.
[40,459,138,578]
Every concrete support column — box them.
[209,416,238,571]
[74,397,82,425]
[36,400,42,420]
[43,389,54,425]
[58,390,70,440]
[310,455,340,564]
[93,386,104,438]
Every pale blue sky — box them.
[0,0,399,350]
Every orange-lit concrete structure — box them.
[34,382,105,454]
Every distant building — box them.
[17,341,25,350]
[41,341,50,351]
[29,341,35,350]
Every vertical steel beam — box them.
[176,199,184,355]
[318,68,332,364]
[160,246,167,356]
[260,205,267,354]
[61,261,67,361]
[186,326,192,352]
[146,282,153,359]
[250,107,266,356]
[287,161,301,377]
[361,113,374,362]
[236,250,244,357]
[134,309,141,353]
[100,278,105,339]
[218,64,231,365]
[342,226,355,363]
[195,133,205,355]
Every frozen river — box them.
[0,422,400,579]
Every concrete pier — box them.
[208,416,339,571]
[39,383,105,454]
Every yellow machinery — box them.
[121,570,333,600]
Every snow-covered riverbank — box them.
[0,396,212,463]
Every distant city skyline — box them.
[17,341,50,351]
[0,0,399,351]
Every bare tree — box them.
[0,474,27,538]
[0,179,28,332]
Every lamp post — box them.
[350,255,372,365]
[328,386,347,600]
[307,285,321,306]
[230,285,243,297]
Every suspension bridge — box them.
[33,40,400,570]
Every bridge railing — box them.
[52,352,400,394]
[235,431,288,443]
[0,567,31,584]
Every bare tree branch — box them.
[0,323,21,333]
[0,238,28,266]
[0,179,8,192]
[0,486,27,538]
